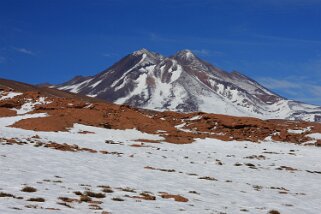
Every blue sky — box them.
[0,0,321,105]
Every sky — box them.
[0,0,321,105]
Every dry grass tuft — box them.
[0,192,15,198]
[84,191,106,198]
[27,197,45,202]
[268,210,281,214]
[21,186,37,193]
[112,197,124,201]
[80,195,92,202]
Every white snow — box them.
[288,127,311,134]
[90,80,102,88]
[188,115,202,121]
[307,133,321,140]
[0,113,321,213]
[59,79,92,93]
[11,97,50,115]
[114,73,148,104]
[87,94,97,98]
[0,113,48,127]
[168,62,182,83]
[0,91,22,100]
[175,123,192,133]
[111,54,147,88]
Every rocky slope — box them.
[55,49,321,122]
[2,79,321,145]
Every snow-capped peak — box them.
[174,49,196,61]
[56,49,321,123]
[132,48,164,63]
[133,48,151,56]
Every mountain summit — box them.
[55,49,321,122]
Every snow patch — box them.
[307,133,321,140]
[0,91,22,100]
[288,127,311,134]
[90,80,102,88]
[12,97,51,115]
[59,79,92,93]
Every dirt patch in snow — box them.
[131,192,156,201]
[159,192,189,202]
[44,142,98,153]
[0,107,16,117]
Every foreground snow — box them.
[0,114,321,213]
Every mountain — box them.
[55,48,321,122]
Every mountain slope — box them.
[55,49,321,122]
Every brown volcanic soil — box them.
[0,78,105,103]
[0,108,16,117]
[159,193,189,202]
[12,98,178,136]
[1,82,321,144]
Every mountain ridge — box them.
[55,48,321,122]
